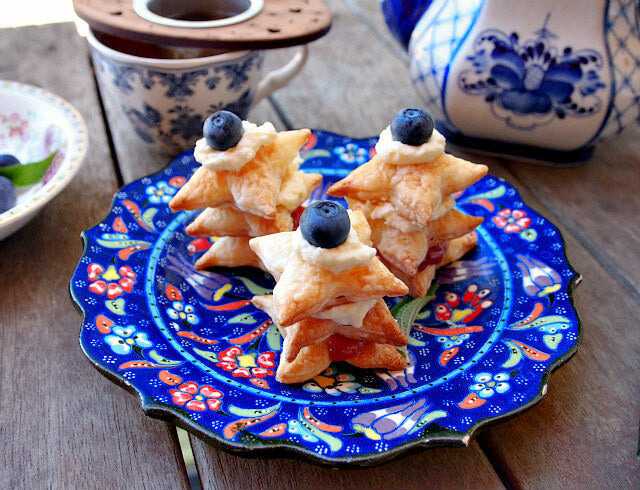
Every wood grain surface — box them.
[0,23,189,489]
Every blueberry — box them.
[0,154,20,167]
[203,110,243,150]
[0,176,17,213]
[300,200,351,249]
[390,108,434,146]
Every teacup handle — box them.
[252,45,309,105]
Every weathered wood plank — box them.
[0,23,189,489]
[192,442,504,490]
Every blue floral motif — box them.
[125,103,163,143]
[106,65,139,93]
[469,372,510,399]
[127,103,162,129]
[333,143,368,164]
[515,254,562,297]
[205,75,222,90]
[145,180,177,204]
[168,106,204,140]
[215,52,260,91]
[104,325,153,355]
[166,300,200,328]
[208,89,253,120]
[302,366,364,396]
[458,13,605,130]
[149,70,209,99]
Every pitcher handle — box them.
[252,45,308,105]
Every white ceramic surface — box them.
[0,80,87,241]
[87,29,307,155]
[385,0,640,162]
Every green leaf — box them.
[228,403,280,418]
[193,347,218,362]
[266,322,282,351]
[0,151,57,186]
[391,283,437,336]
[142,208,157,231]
[148,349,183,366]
[236,276,273,296]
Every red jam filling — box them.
[418,241,450,271]
[326,334,369,361]
[291,205,305,230]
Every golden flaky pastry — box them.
[169,129,311,218]
[384,233,478,297]
[184,171,321,237]
[368,208,483,277]
[275,330,407,384]
[250,210,408,326]
[194,237,264,271]
[252,296,407,362]
[347,196,457,233]
[328,153,488,225]
[186,206,292,237]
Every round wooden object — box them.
[72,0,332,49]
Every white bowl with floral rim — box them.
[0,80,87,240]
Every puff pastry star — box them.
[194,236,264,270]
[249,210,408,326]
[367,208,483,277]
[252,296,407,363]
[169,129,311,218]
[185,171,321,237]
[384,232,478,297]
[328,153,488,225]
[275,334,407,384]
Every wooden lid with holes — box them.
[72,0,332,49]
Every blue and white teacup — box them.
[87,28,307,155]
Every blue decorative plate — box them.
[70,130,581,465]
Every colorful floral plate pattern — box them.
[70,130,581,465]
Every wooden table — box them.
[1,2,639,488]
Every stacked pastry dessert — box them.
[329,109,488,297]
[249,201,410,383]
[169,111,322,270]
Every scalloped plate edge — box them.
[69,140,583,467]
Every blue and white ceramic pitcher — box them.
[382,0,640,162]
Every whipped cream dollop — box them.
[314,299,377,327]
[294,217,376,274]
[194,121,277,171]
[375,126,446,165]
